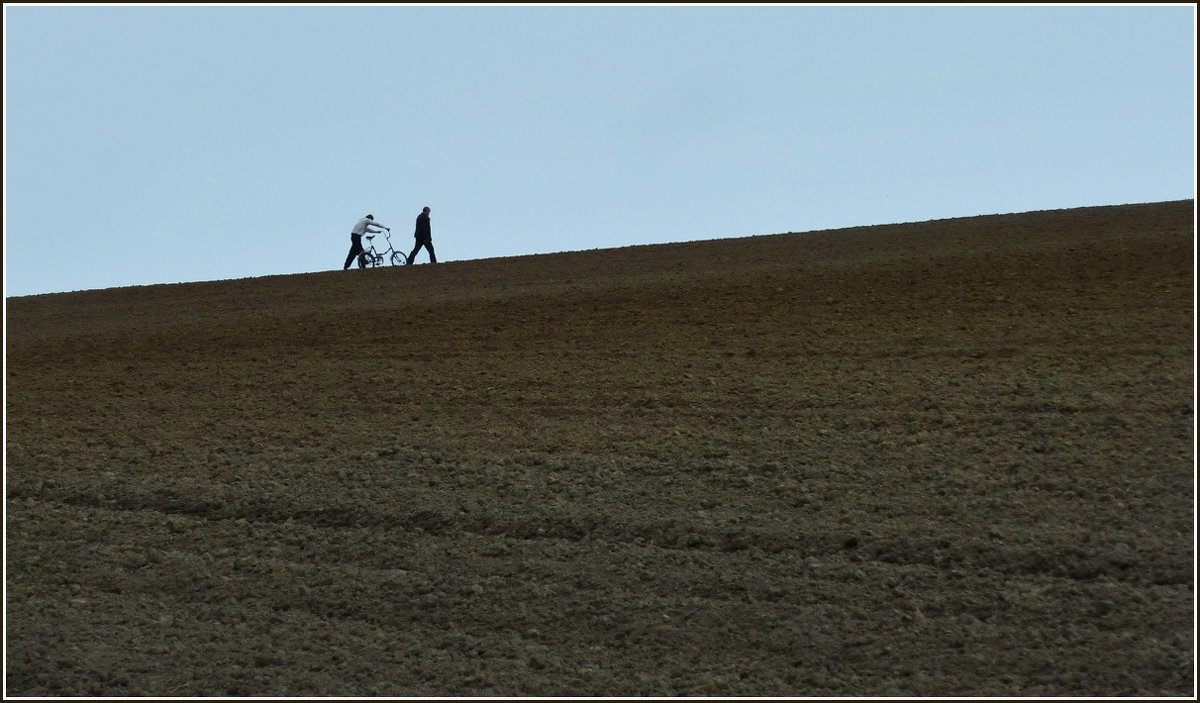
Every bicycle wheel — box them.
[358,253,371,268]
[391,251,408,266]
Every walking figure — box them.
[344,214,390,270]
[407,206,436,264]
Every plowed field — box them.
[5,200,1195,697]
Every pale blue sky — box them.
[3,3,1195,297]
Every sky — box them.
[3,3,1196,298]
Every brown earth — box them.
[5,200,1196,697]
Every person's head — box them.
[422,207,431,214]
[366,214,374,220]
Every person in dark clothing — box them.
[344,214,390,269]
[407,206,436,264]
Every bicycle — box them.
[358,229,408,267]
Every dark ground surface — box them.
[5,200,1195,697]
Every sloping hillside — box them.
[5,200,1195,697]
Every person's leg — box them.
[407,241,420,264]
[344,234,363,269]
[426,241,437,263]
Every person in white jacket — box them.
[343,214,390,269]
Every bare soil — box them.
[5,200,1195,697]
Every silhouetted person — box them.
[407,206,436,264]
[344,214,390,270]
